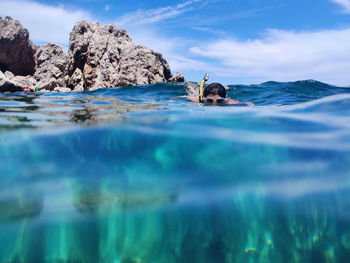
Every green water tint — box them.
[1,184,350,262]
[0,125,349,263]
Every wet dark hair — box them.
[203,83,226,98]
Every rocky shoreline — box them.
[0,18,184,93]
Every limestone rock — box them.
[38,77,60,91]
[11,75,37,86]
[69,68,85,91]
[54,87,71,93]
[168,72,185,82]
[34,43,68,88]
[67,21,172,91]
[0,18,37,76]
[0,71,22,92]
[4,71,14,79]
[1,19,184,93]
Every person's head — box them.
[203,83,226,105]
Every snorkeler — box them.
[180,82,254,106]
[22,84,39,92]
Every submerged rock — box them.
[67,21,173,91]
[0,18,37,76]
[0,190,43,221]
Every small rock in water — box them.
[54,87,71,93]
[168,72,185,82]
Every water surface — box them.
[0,80,350,262]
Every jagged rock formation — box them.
[34,43,69,91]
[0,18,184,93]
[67,21,172,91]
[0,18,37,76]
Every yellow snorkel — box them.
[199,73,209,103]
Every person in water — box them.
[181,82,254,106]
[22,84,39,92]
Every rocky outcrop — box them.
[0,71,22,92]
[11,75,37,86]
[0,19,184,93]
[169,72,185,82]
[67,21,172,91]
[3,70,37,87]
[34,43,69,91]
[0,18,37,76]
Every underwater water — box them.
[0,80,350,262]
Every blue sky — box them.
[1,0,350,85]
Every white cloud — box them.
[126,27,206,72]
[190,28,350,86]
[176,0,202,9]
[331,0,350,13]
[191,27,226,35]
[0,0,92,46]
[115,0,203,27]
[168,55,209,71]
[105,5,111,12]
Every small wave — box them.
[229,79,350,105]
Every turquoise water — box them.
[0,80,350,262]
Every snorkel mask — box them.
[203,96,226,105]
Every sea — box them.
[0,80,350,263]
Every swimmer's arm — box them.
[227,99,254,106]
[227,99,240,105]
[176,95,199,103]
